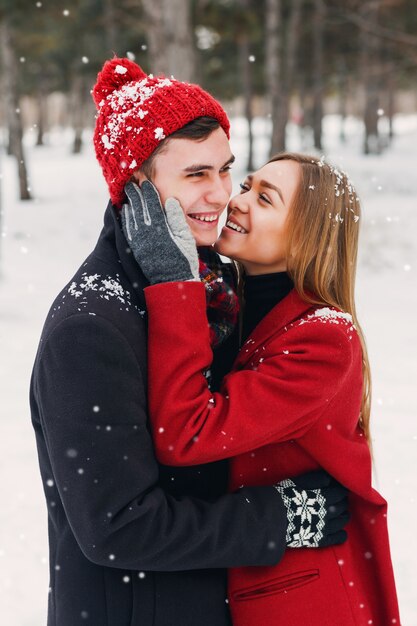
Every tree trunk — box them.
[104,0,117,54]
[312,0,325,151]
[142,0,196,82]
[386,70,395,142]
[337,59,347,143]
[71,74,84,154]
[360,1,382,155]
[238,1,254,171]
[383,50,395,144]
[6,102,14,156]
[36,81,47,146]
[266,0,302,155]
[265,0,283,155]
[297,74,310,149]
[0,17,31,200]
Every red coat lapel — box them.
[236,289,315,368]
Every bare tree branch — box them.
[340,9,417,47]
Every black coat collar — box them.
[94,201,149,312]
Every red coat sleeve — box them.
[145,282,354,466]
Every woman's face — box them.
[215,160,301,275]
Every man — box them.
[30,57,348,626]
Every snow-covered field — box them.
[1,115,416,625]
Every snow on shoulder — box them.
[296,307,355,335]
[311,307,353,324]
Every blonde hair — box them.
[239,152,372,441]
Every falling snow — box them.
[1,114,416,624]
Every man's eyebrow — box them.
[183,154,235,173]
[246,174,285,204]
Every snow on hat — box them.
[92,57,230,208]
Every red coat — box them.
[145,282,401,626]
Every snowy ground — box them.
[0,116,416,625]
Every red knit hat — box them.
[92,57,230,208]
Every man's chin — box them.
[193,232,218,247]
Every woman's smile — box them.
[223,215,248,234]
[216,160,300,275]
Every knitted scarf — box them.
[198,250,239,349]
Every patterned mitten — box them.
[274,470,349,548]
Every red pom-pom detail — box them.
[92,57,147,107]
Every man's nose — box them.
[205,176,231,207]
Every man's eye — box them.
[186,172,204,178]
[221,165,232,174]
[239,182,250,192]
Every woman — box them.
[124,153,400,625]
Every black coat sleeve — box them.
[34,313,287,571]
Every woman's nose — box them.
[230,194,249,213]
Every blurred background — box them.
[1,0,417,195]
[1,1,416,624]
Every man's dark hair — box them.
[140,116,221,179]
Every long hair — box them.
[239,152,372,442]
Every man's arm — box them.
[34,313,287,571]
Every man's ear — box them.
[131,169,148,185]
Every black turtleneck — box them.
[241,272,294,344]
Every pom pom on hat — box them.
[92,56,230,208]
[91,58,147,106]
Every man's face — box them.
[136,127,234,246]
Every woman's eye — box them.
[239,182,249,192]
[259,194,271,204]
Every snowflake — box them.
[66,274,136,310]
[68,282,82,298]
[292,526,316,545]
[100,278,126,303]
[293,489,321,524]
[80,274,100,291]
[101,134,113,150]
[154,127,166,141]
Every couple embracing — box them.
[31,57,400,625]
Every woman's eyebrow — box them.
[246,174,285,204]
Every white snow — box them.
[0,115,416,624]
[154,127,166,141]
[311,308,353,324]
[101,133,113,149]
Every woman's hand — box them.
[121,180,199,284]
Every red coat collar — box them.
[236,288,316,368]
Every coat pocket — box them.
[232,568,319,602]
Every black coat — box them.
[30,202,287,626]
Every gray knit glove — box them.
[274,470,349,548]
[121,180,199,284]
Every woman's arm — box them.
[146,281,354,466]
